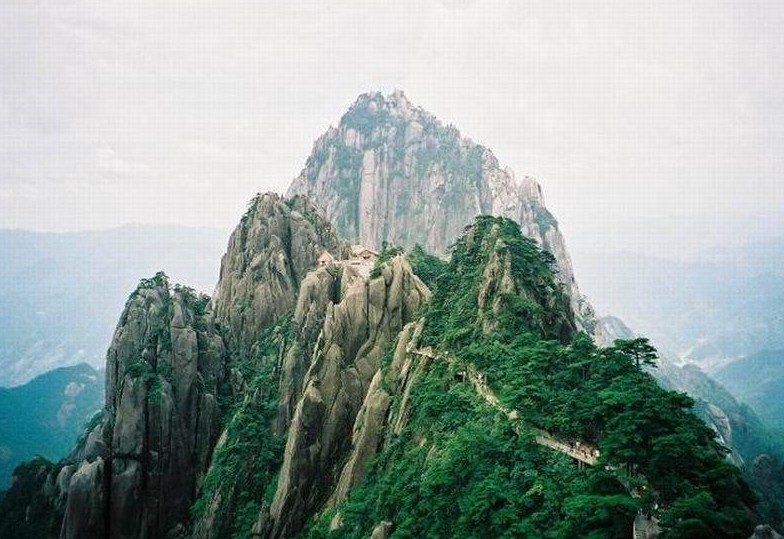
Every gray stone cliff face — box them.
[59,276,225,539]
[54,194,345,539]
[187,194,349,539]
[287,90,596,333]
[212,193,346,362]
[254,256,429,538]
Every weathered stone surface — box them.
[60,458,105,538]
[261,256,429,538]
[59,277,226,539]
[189,195,348,539]
[211,193,345,361]
[287,90,597,333]
[749,524,784,539]
[371,521,393,539]
[332,369,391,506]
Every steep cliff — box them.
[297,216,756,538]
[287,90,596,333]
[190,252,429,538]
[212,193,346,361]
[2,92,777,538]
[57,273,226,538]
[260,256,429,538]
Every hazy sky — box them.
[2,0,783,260]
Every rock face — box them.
[212,193,345,360]
[59,274,226,539]
[187,194,350,539]
[258,256,429,538]
[287,90,596,333]
[5,92,779,539]
[22,194,348,539]
[750,525,784,539]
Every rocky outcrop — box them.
[257,256,429,538]
[287,90,596,333]
[58,274,226,539]
[5,92,774,539]
[331,369,391,507]
[211,193,345,361]
[750,525,784,539]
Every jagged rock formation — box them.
[256,256,429,538]
[184,194,349,539]
[212,193,345,361]
[12,194,346,539]
[287,90,597,334]
[2,92,779,539]
[58,274,225,538]
[280,216,757,538]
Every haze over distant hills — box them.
[0,225,227,386]
[572,236,784,370]
[4,91,776,539]
[0,363,103,488]
[714,349,784,432]
[572,237,784,437]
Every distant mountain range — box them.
[0,225,228,386]
[572,237,784,371]
[1,90,781,538]
[0,363,103,487]
[714,348,784,432]
[573,238,784,437]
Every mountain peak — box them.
[288,90,596,334]
[347,89,419,122]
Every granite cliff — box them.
[288,90,596,334]
[0,92,778,538]
[60,274,225,538]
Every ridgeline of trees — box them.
[305,217,756,538]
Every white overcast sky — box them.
[1,0,783,260]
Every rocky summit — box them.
[287,90,597,335]
[0,92,781,538]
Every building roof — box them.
[350,245,379,257]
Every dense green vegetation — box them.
[0,457,63,538]
[305,357,638,539]
[303,216,756,538]
[191,321,291,538]
[423,216,574,347]
[407,244,449,290]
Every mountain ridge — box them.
[1,90,781,538]
[288,89,597,336]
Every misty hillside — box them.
[2,91,781,539]
[714,349,784,432]
[0,363,103,487]
[572,237,784,371]
[0,225,227,386]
